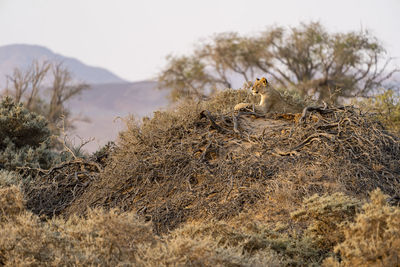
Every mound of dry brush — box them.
[24,89,399,235]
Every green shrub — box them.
[0,97,54,171]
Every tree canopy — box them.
[158,22,397,102]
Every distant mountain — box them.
[0,44,126,85]
[67,81,170,152]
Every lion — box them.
[234,77,303,114]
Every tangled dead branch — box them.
[24,159,103,217]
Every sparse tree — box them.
[158,55,211,101]
[3,61,89,136]
[26,61,51,110]
[47,63,89,131]
[159,22,398,102]
[5,61,50,106]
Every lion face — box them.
[251,77,268,95]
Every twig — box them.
[275,132,336,156]
[200,110,229,133]
[225,176,234,200]
[232,113,240,134]
[200,141,213,162]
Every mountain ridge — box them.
[0,44,127,85]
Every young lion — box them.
[234,77,302,113]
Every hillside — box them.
[0,44,126,85]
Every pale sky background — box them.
[0,0,399,82]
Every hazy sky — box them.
[0,0,399,82]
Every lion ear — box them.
[256,78,260,81]
[262,77,268,85]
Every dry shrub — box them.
[137,221,322,266]
[0,188,156,266]
[291,192,362,251]
[238,223,322,266]
[0,185,25,221]
[324,189,400,266]
[49,208,157,265]
[3,183,400,265]
[0,212,64,266]
[137,234,279,267]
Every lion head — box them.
[251,77,269,95]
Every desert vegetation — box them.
[0,21,400,266]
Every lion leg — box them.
[234,102,253,111]
[262,101,274,113]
